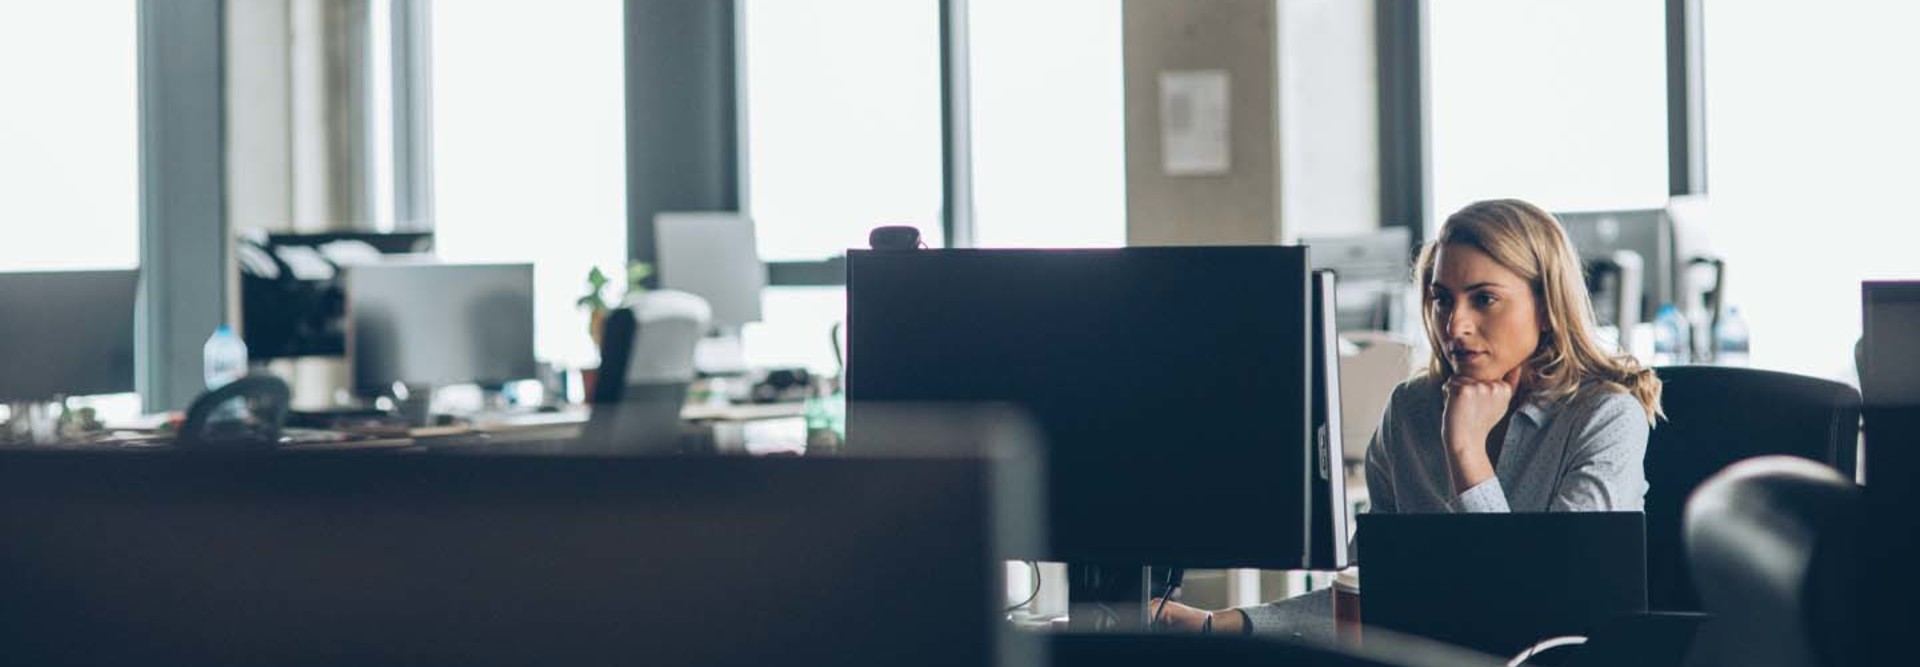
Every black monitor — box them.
[343,261,537,395]
[1555,209,1676,324]
[0,451,1035,667]
[0,269,139,402]
[238,231,435,360]
[1859,281,1920,667]
[847,246,1315,569]
[1862,281,1920,494]
[1862,281,1920,407]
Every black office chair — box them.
[1683,456,1859,667]
[1644,365,1859,612]
[578,293,707,454]
[176,372,292,450]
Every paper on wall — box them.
[1160,70,1231,176]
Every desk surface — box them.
[15,400,809,453]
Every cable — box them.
[1151,567,1180,631]
[1004,560,1042,613]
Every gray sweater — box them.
[1239,376,1652,635]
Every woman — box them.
[1156,198,1663,634]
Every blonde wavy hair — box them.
[1415,199,1662,424]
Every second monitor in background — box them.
[654,212,768,375]
[0,269,140,405]
[1301,227,1415,334]
[343,261,537,399]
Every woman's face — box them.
[1429,243,1542,383]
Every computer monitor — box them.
[846,246,1315,569]
[1301,228,1415,333]
[1862,281,1920,406]
[0,269,139,402]
[1555,209,1676,325]
[343,261,536,396]
[1862,280,1920,492]
[1308,270,1352,570]
[1858,281,1920,667]
[0,451,1036,667]
[654,212,766,330]
[239,231,434,360]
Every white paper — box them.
[1159,70,1231,176]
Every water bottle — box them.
[803,378,844,456]
[203,326,250,421]
[203,325,249,389]
[1651,305,1691,366]
[1714,306,1751,367]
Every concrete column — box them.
[1122,0,1382,246]
[1123,0,1281,246]
[290,0,378,230]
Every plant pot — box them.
[580,367,599,403]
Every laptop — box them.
[1357,512,1648,657]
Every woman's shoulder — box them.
[1562,379,1642,413]
[1386,374,1446,416]
[1552,380,1651,439]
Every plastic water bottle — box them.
[1651,305,1691,366]
[203,325,249,390]
[202,325,250,421]
[1714,307,1751,367]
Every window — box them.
[1427,0,1668,218]
[741,0,944,260]
[0,3,139,271]
[739,0,943,374]
[430,0,627,369]
[1702,1,1920,381]
[967,0,1125,248]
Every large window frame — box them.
[1373,0,1706,244]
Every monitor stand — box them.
[1065,564,1155,632]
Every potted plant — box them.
[576,261,654,350]
[576,262,652,399]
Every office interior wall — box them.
[1122,0,1281,246]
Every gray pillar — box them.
[1123,0,1282,246]
[139,0,228,411]
[625,0,739,273]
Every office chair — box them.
[176,372,292,450]
[1683,456,1859,667]
[1643,365,1860,612]
[579,290,709,453]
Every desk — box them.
[468,401,808,454]
[12,400,809,453]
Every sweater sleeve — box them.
[1549,391,1651,511]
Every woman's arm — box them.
[1549,391,1650,511]
[1149,599,1251,634]
[1364,399,1397,515]
[1442,370,1522,512]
